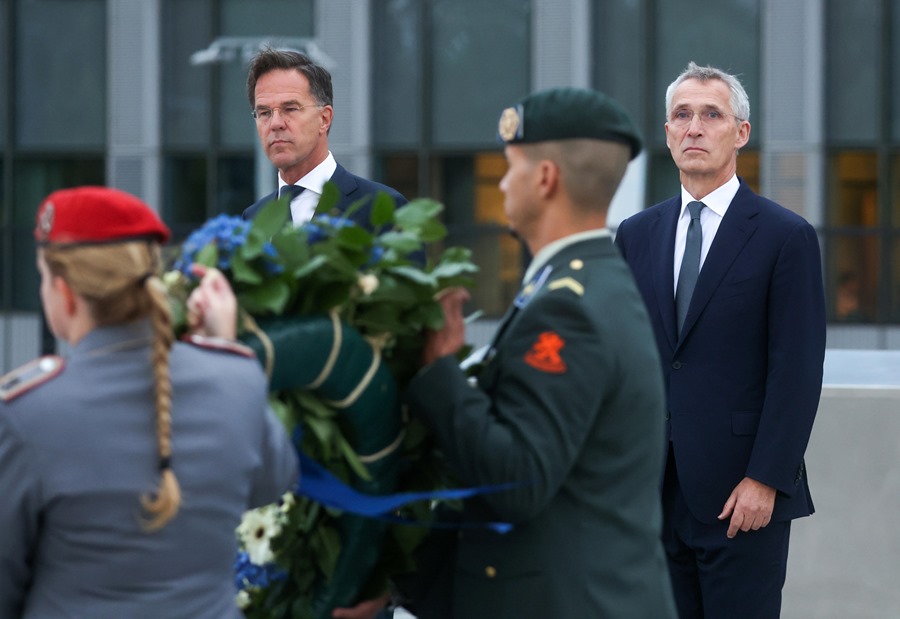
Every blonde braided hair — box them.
[42,241,181,531]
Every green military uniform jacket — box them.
[405,232,676,618]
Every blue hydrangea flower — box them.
[233,551,287,590]
[301,215,353,245]
[173,214,250,276]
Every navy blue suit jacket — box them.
[242,162,408,226]
[615,180,825,524]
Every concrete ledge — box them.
[784,353,900,618]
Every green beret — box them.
[497,87,642,159]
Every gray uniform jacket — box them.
[0,320,298,618]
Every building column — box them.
[760,0,825,228]
[532,0,591,90]
[318,0,373,179]
[107,0,162,212]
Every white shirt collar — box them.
[679,174,740,219]
[522,228,611,284]
[278,151,337,195]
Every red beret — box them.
[35,186,171,245]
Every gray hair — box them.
[664,61,750,122]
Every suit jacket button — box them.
[672,361,682,370]
[485,566,497,578]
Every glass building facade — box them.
[2,0,900,370]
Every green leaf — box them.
[252,196,291,237]
[238,278,291,314]
[377,231,425,255]
[241,227,267,260]
[336,436,372,481]
[231,251,264,285]
[418,218,448,243]
[194,243,218,268]
[335,225,374,252]
[293,254,330,279]
[315,181,341,216]
[369,192,396,227]
[389,265,437,286]
[394,199,443,232]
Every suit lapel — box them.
[677,184,759,344]
[650,198,680,351]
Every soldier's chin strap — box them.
[295,451,517,534]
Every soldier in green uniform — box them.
[400,88,677,619]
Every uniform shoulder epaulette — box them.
[182,334,256,359]
[0,355,65,403]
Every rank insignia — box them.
[548,276,584,297]
[524,331,567,374]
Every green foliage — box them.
[166,184,478,618]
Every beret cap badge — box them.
[498,106,522,143]
[38,202,55,241]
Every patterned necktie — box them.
[675,200,705,335]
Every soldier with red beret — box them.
[0,186,297,618]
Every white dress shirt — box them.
[672,175,740,296]
[278,151,338,226]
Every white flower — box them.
[279,491,295,513]
[235,590,251,610]
[237,505,282,565]
[357,273,379,295]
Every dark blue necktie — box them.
[675,200,705,335]
[279,184,305,201]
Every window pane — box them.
[894,0,900,141]
[594,0,647,132]
[653,0,760,149]
[826,0,880,143]
[162,0,213,148]
[892,234,900,322]
[16,0,105,149]
[164,156,208,239]
[11,159,104,311]
[217,155,255,216]
[825,234,879,323]
[373,0,422,147]
[892,154,900,227]
[431,0,530,147]
[380,154,420,202]
[219,0,314,148]
[828,152,879,227]
[0,0,7,147]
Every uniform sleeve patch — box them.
[182,334,256,359]
[524,332,567,374]
[0,355,65,402]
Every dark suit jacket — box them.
[242,162,408,226]
[403,237,676,619]
[615,180,826,524]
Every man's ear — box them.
[320,105,334,134]
[536,159,560,199]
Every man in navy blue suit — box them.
[615,62,826,619]
[242,48,406,225]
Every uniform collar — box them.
[522,228,611,284]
